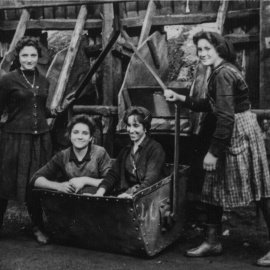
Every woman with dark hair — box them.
[165,31,270,266]
[0,36,53,244]
[30,114,111,194]
[94,106,166,198]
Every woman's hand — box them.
[203,152,218,171]
[69,177,86,193]
[57,182,76,193]
[117,193,133,199]
[164,89,186,102]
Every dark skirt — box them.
[0,131,52,202]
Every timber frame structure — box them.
[0,0,269,158]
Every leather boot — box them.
[256,198,270,266]
[185,224,223,257]
[257,250,270,267]
[33,226,50,245]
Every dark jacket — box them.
[0,68,50,134]
[184,61,250,157]
[99,135,166,195]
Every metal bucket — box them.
[36,164,189,256]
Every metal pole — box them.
[172,102,180,221]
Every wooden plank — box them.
[0,19,102,31]
[121,8,259,27]
[0,8,30,74]
[259,0,270,109]
[43,7,54,19]
[101,3,115,155]
[0,0,137,10]
[0,9,259,30]
[50,5,88,111]
[224,33,259,44]
[138,0,156,47]
[73,105,118,116]
[216,0,229,34]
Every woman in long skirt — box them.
[0,36,53,244]
[165,31,270,267]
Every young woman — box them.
[164,31,270,266]
[0,36,53,244]
[94,106,166,198]
[30,114,111,195]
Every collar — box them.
[207,60,227,83]
[128,134,150,151]
[69,144,91,163]
[17,67,40,76]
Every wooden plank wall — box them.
[260,0,270,109]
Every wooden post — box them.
[216,0,229,34]
[0,8,30,74]
[138,0,156,47]
[101,3,115,155]
[49,5,88,111]
[260,0,270,109]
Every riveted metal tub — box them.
[35,164,188,257]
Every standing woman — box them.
[165,31,270,266]
[0,36,52,244]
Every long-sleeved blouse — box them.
[184,61,250,157]
[30,145,111,186]
[0,68,50,134]
[99,135,166,195]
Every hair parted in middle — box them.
[123,106,152,133]
[14,36,42,60]
[66,114,97,138]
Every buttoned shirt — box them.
[0,68,50,134]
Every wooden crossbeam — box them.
[216,0,229,34]
[0,9,258,31]
[49,5,88,111]
[0,0,137,10]
[0,8,30,74]
[138,0,156,47]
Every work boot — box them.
[185,224,223,257]
[33,226,50,245]
[257,250,270,267]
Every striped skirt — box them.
[0,131,52,202]
[201,111,270,208]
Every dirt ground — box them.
[0,201,269,270]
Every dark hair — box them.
[66,114,96,138]
[193,31,237,64]
[14,36,42,60]
[123,106,152,132]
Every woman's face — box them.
[127,115,145,143]
[70,123,92,150]
[19,46,38,70]
[197,39,222,68]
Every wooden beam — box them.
[73,105,118,116]
[0,19,102,31]
[216,0,229,34]
[138,0,156,47]
[0,8,259,31]
[49,5,88,111]
[259,0,270,109]
[0,0,137,10]
[224,33,259,44]
[121,8,259,27]
[0,8,30,74]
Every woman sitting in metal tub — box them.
[30,114,111,194]
[93,106,166,199]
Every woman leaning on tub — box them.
[93,106,166,199]
[30,114,112,195]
